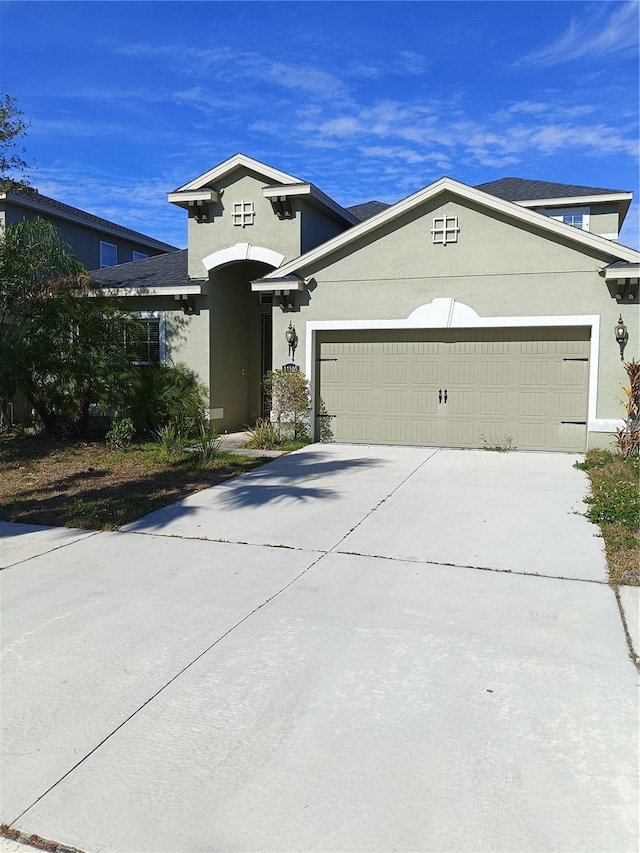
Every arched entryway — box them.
[204,243,284,430]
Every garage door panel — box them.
[411,390,438,414]
[480,392,508,416]
[382,390,407,413]
[412,361,439,384]
[382,361,407,384]
[481,361,509,385]
[316,327,589,451]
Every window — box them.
[543,207,590,232]
[133,251,148,261]
[126,316,163,365]
[232,200,255,227]
[100,241,118,268]
[431,215,459,245]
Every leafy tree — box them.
[0,217,138,435]
[0,92,32,192]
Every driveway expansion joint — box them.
[8,549,326,828]
[0,531,101,572]
[334,548,611,584]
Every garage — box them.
[316,327,590,451]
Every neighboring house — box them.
[90,153,639,453]
[0,188,178,270]
[1,187,179,425]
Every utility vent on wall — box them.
[431,215,459,245]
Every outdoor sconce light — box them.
[286,322,298,360]
[615,314,628,361]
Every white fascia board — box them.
[174,154,304,192]
[517,193,632,208]
[602,265,640,280]
[167,189,219,206]
[265,178,640,280]
[0,193,176,252]
[251,280,305,292]
[263,183,359,225]
[87,283,207,298]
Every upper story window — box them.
[542,207,590,232]
[100,241,118,268]
[232,200,255,227]
[431,215,459,245]
[133,251,148,261]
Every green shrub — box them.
[265,369,310,441]
[244,418,280,450]
[155,421,187,457]
[194,422,222,463]
[105,417,134,450]
[127,363,207,436]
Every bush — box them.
[243,418,280,450]
[194,422,222,463]
[105,417,134,450]
[614,359,640,458]
[127,363,207,437]
[154,421,188,457]
[265,369,310,441]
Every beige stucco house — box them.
[91,154,639,453]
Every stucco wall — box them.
[272,193,637,439]
[186,170,303,279]
[112,296,211,396]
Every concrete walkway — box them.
[1,445,637,853]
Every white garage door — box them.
[317,327,590,451]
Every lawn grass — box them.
[575,450,640,586]
[0,432,274,531]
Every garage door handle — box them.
[561,420,586,425]
[563,358,588,362]
[439,389,442,403]
[444,389,448,403]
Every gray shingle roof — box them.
[475,178,630,202]
[90,249,200,288]
[346,200,391,221]
[4,189,179,251]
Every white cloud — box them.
[516,1,639,68]
[269,63,347,99]
[394,50,429,76]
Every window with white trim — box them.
[232,200,255,227]
[542,207,590,232]
[431,215,459,245]
[132,251,148,261]
[100,241,118,268]
[125,316,164,365]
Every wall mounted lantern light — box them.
[614,314,628,361]
[286,322,298,360]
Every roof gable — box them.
[174,154,304,192]
[265,177,640,280]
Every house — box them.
[0,188,178,270]
[90,153,639,453]
[0,187,179,425]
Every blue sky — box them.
[1,1,638,249]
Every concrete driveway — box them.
[1,445,637,853]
